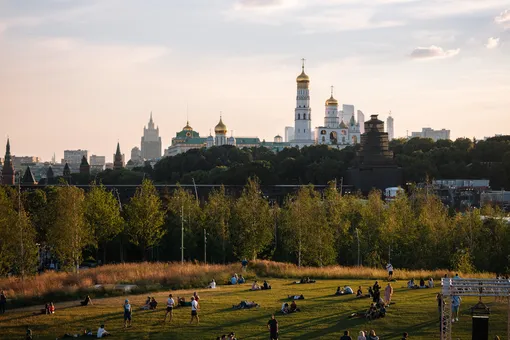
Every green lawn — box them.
[1,278,507,339]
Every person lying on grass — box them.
[336,286,354,295]
[296,277,316,284]
[80,295,93,306]
[251,281,261,291]
[287,294,305,300]
[232,300,259,309]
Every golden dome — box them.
[325,95,338,106]
[183,121,193,131]
[214,117,227,134]
[296,69,310,83]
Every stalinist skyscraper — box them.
[290,59,315,148]
[141,112,162,160]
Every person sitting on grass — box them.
[238,275,246,284]
[407,279,418,289]
[229,275,237,285]
[287,294,305,300]
[428,278,434,288]
[289,300,300,313]
[141,296,151,310]
[368,287,374,298]
[97,324,111,338]
[228,332,237,340]
[401,332,408,340]
[340,330,353,340]
[262,280,272,290]
[281,302,289,314]
[149,297,158,310]
[25,328,33,340]
[251,281,261,291]
[49,302,55,314]
[419,278,427,288]
[233,300,259,309]
[356,286,364,298]
[177,297,192,307]
[37,303,49,315]
[367,330,380,340]
[209,279,217,289]
[336,286,354,295]
[80,295,93,306]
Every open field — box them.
[1,278,507,340]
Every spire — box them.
[22,166,37,185]
[331,85,334,97]
[1,138,15,185]
[63,163,71,177]
[47,166,54,179]
[150,111,153,123]
[301,58,306,72]
[114,142,124,170]
[80,155,90,176]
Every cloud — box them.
[237,0,284,8]
[495,9,510,25]
[410,45,460,60]
[486,37,500,49]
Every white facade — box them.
[284,126,294,142]
[290,61,314,148]
[315,89,361,148]
[387,114,394,141]
[411,128,450,141]
[130,147,142,164]
[63,149,88,165]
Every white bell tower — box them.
[292,58,314,147]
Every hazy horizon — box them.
[1,0,509,162]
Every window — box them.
[303,114,306,120]
[298,114,300,120]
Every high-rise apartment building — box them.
[357,110,365,134]
[386,113,394,141]
[284,127,294,143]
[63,149,88,165]
[89,155,106,166]
[141,113,162,160]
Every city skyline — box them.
[1,0,509,161]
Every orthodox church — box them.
[290,60,361,149]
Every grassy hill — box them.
[1,278,507,339]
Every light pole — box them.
[355,228,360,267]
[204,228,207,265]
[181,205,184,265]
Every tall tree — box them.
[165,185,203,262]
[125,179,165,260]
[47,186,90,272]
[230,178,273,260]
[84,184,124,264]
[203,185,231,263]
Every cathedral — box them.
[290,60,362,149]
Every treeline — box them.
[1,179,509,276]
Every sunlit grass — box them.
[0,278,507,340]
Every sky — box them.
[0,0,509,162]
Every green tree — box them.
[47,186,90,272]
[84,184,124,264]
[125,179,165,260]
[230,178,273,260]
[203,185,231,263]
[165,185,203,262]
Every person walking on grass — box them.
[386,263,394,281]
[340,330,353,340]
[164,294,175,322]
[190,296,199,324]
[267,314,279,340]
[385,283,393,305]
[123,299,132,328]
[242,258,248,272]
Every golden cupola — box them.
[215,117,227,135]
[296,59,310,85]
[183,120,193,131]
[325,86,338,106]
